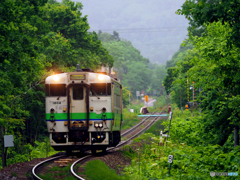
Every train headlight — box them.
[98,75,104,81]
[102,107,106,112]
[53,75,60,81]
[99,123,103,128]
[50,108,55,113]
[94,123,99,128]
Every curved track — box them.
[32,110,167,179]
[71,113,162,179]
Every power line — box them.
[90,26,188,31]
[134,43,182,45]
[89,26,188,33]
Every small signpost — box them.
[4,135,14,147]
[153,90,157,96]
[162,134,170,137]
[168,155,174,175]
[136,91,140,100]
[2,135,14,168]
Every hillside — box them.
[71,0,189,64]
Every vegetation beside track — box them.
[84,159,129,180]
[38,164,76,180]
[122,103,144,130]
[122,105,240,179]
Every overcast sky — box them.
[59,0,189,64]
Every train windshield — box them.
[73,85,84,100]
[47,84,66,96]
[90,83,111,96]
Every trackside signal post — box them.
[145,95,148,106]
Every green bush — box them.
[85,159,129,180]
[124,133,240,179]
[122,108,141,130]
[123,105,240,179]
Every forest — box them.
[123,1,240,179]
[0,0,166,168]
[0,0,114,168]
[1,0,240,179]
[163,0,240,148]
[97,31,166,98]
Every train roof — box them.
[45,72,120,85]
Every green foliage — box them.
[145,120,165,136]
[85,159,129,180]
[124,131,240,179]
[122,87,131,107]
[0,138,57,169]
[0,0,115,168]
[38,164,76,180]
[164,21,240,146]
[98,32,166,97]
[122,108,141,130]
[166,43,194,69]
[177,0,240,48]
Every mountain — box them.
[74,0,189,64]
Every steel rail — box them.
[31,112,155,179]
[71,114,162,179]
[121,111,156,136]
[33,105,169,179]
[32,155,66,180]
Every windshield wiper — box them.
[91,89,100,99]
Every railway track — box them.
[32,111,167,180]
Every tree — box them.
[177,0,240,47]
[169,22,240,146]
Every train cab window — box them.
[107,83,111,95]
[90,83,111,96]
[49,84,66,96]
[90,83,106,96]
[45,84,49,96]
[73,85,84,100]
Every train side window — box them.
[73,85,83,100]
[107,83,111,95]
[50,84,66,96]
[90,83,106,96]
[45,84,49,96]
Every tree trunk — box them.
[234,121,239,148]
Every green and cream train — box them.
[45,66,122,154]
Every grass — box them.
[84,159,129,180]
[122,108,141,130]
[38,164,77,180]
[145,119,165,136]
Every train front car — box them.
[45,69,122,154]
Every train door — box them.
[68,84,89,131]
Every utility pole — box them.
[187,71,189,103]
[199,88,202,113]
[180,90,183,113]
[129,93,130,110]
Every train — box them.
[45,65,122,154]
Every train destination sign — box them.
[70,75,85,80]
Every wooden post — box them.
[1,126,6,168]
[234,121,239,147]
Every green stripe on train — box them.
[46,112,113,120]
